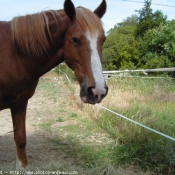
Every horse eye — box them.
[72,37,80,45]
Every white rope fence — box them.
[103,67,175,74]
[59,65,175,141]
[103,67,175,79]
[105,74,174,79]
[58,64,71,83]
[96,104,175,142]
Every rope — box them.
[107,74,175,79]
[58,64,175,141]
[103,67,175,74]
[58,64,71,83]
[96,104,175,142]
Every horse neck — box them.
[24,11,70,79]
[36,11,70,77]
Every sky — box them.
[0,0,175,32]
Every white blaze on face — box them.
[86,31,105,90]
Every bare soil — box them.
[0,71,153,175]
[0,71,77,171]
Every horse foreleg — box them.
[11,101,28,170]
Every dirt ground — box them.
[0,109,61,169]
[0,71,76,171]
[0,71,153,175]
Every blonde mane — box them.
[11,10,61,58]
[11,7,103,58]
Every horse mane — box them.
[75,7,104,34]
[11,10,61,58]
[11,7,103,58]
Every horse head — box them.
[63,0,108,104]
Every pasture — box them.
[0,69,175,175]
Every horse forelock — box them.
[75,7,104,34]
[11,10,61,58]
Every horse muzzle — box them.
[80,85,108,104]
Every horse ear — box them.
[94,0,107,18]
[64,0,76,22]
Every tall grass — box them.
[94,76,175,174]
[36,72,175,174]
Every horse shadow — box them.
[0,130,80,171]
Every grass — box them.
[35,72,175,175]
[94,76,175,174]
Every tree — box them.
[135,0,167,38]
[118,15,138,28]
[107,15,138,35]
[102,2,173,73]
[137,20,175,69]
[103,18,139,70]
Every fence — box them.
[59,65,175,142]
[103,67,175,79]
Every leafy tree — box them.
[137,20,175,69]
[118,15,138,28]
[102,1,174,73]
[103,24,139,70]
[107,15,138,35]
[135,0,167,38]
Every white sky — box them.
[0,0,174,32]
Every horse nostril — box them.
[101,94,105,99]
[87,86,108,104]
[95,94,98,100]
[86,87,96,104]
[87,87,93,96]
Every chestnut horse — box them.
[0,0,108,170]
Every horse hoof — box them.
[16,158,27,171]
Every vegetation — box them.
[95,76,175,174]
[103,15,139,70]
[103,0,175,74]
[135,0,167,38]
[137,21,175,70]
[34,72,175,175]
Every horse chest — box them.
[0,80,38,110]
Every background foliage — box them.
[102,0,175,74]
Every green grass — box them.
[37,74,175,174]
[94,76,175,174]
[50,136,111,167]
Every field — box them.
[0,69,175,175]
